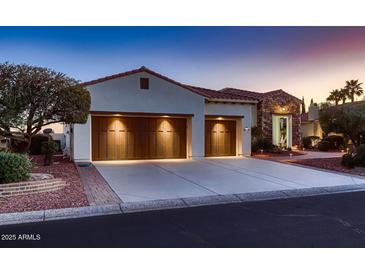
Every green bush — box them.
[302,136,321,149]
[30,134,49,155]
[342,153,355,168]
[252,137,273,152]
[353,144,365,167]
[41,140,59,155]
[0,152,32,184]
[318,141,330,151]
[251,142,259,153]
[323,135,345,150]
[268,145,282,154]
[41,140,59,166]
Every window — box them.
[140,78,149,90]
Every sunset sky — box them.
[1,27,365,108]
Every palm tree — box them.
[327,89,342,105]
[339,88,349,104]
[345,79,363,102]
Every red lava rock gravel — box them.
[252,150,305,158]
[0,155,89,214]
[290,157,365,177]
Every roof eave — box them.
[205,98,258,104]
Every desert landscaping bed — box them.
[0,155,89,214]
[288,157,365,177]
[252,150,305,158]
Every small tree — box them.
[0,63,90,153]
[319,105,365,148]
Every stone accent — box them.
[0,179,66,198]
[257,90,301,146]
[30,173,54,181]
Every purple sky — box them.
[0,27,365,107]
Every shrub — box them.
[0,152,32,184]
[41,140,59,166]
[252,137,273,152]
[268,145,282,154]
[29,134,50,155]
[302,136,321,149]
[318,141,330,151]
[353,144,365,167]
[342,153,355,168]
[323,135,345,150]
[251,126,263,140]
[10,138,30,153]
[251,142,259,153]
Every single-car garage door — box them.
[205,120,236,157]
[92,116,187,160]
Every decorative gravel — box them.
[290,157,365,177]
[252,150,305,158]
[0,155,89,214]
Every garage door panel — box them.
[205,120,236,157]
[92,116,187,160]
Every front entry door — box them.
[272,115,292,148]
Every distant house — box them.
[60,66,301,162]
[300,101,323,138]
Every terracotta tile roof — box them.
[82,66,300,103]
[221,88,302,103]
[263,89,303,103]
[218,87,264,100]
[184,85,258,102]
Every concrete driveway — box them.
[94,157,365,203]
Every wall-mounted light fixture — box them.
[244,127,250,132]
[162,115,170,118]
[217,117,223,120]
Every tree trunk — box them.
[44,153,54,166]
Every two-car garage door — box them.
[92,116,187,160]
[92,116,237,160]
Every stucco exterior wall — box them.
[73,71,205,161]
[251,104,257,127]
[205,102,253,156]
[300,121,323,138]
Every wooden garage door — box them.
[205,120,236,157]
[92,116,187,160]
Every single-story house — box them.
[68,66,301,162]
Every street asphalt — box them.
[1,190,365,247]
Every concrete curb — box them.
[2,183,365,227]
[120,198,187,213]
